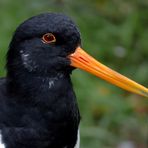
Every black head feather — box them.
[7,13,81,78]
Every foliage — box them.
[0,0,147,147]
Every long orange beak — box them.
[68,47,148,98]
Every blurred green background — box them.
[0,0,148,148]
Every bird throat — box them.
[7,71,71,100]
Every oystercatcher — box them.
[0,13,147,148]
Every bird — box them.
[0,12,147,148]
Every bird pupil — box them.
[46,35,53,41]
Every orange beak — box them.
[68,47,148,98]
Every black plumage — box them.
[0,13,81,148]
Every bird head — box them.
[6,13,148,97]
[7,13,81,77]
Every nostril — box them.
[79,57,89,63]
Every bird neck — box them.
[7,71,73,103]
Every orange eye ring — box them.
[42,33,56,44]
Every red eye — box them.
[42,33,56,44]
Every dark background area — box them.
[0,0,148,148]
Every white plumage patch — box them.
[20,50,36,72]
[74,129,80,148]
[0,132,5,148]
[48,80,54,88]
